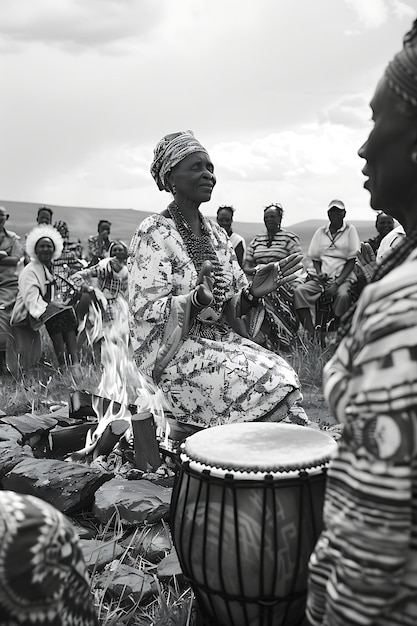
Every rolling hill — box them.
[0,199,378,255]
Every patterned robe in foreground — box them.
[307,249,417,626]
[128,214,301,427]
[0,491,98,625]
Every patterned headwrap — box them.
[385,19,417,108]
[109,240,128,257]
[150,130,210,191]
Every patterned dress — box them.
[307,249,417,626]
[128,212,301,427]
[245,229,302,350]
[0,491,98,625]
[71,258,128,324]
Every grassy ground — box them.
[0,333,335,625]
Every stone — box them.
[0,423,23,443]
[95,562,155,604]
[93,477,172,526]
[80,538,125,572]
[1,457,112,513]
[156,548,184,583]
[71,520,97,540]
[1,413,58,440]
[120,521,172,563]
[0,439,33,480]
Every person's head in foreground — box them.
[150,130,216,208]
[327,199,346,229]
[216,205,235,235]
[36,206,53,225]
[26,224,63,266]
[263,203,283,233]
[359,21,417,232]
[307,20,417,626]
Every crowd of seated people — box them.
[216,201,397,343]
[0,199,400,376]
[0,206,129,375]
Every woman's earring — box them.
[171,183,176,194]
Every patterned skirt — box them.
[0,491,98,625]
[263,283,300,351]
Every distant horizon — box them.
[0,197,379,227]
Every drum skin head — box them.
[182,422,337,475]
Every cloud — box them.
[1,0,415,225]
[391,0,417,19]
[0,0,160,50]
[320,95,371,128]
[344,0,389,28]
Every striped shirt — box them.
[244,229,301,266]
[307,248,417,626]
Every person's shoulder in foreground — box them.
[307,18,417,626]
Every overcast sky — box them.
[1,0,415,226]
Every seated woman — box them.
[365,211,395,254]
[243,203,303,351]
[11,225,79,371]
[216,205,246,267]
[71,241,129,353]
[0,206,23,374]
[128,130,304,428]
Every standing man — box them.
[216,205,246,267]
[294,200,360,335]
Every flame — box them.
[71,295,166,459]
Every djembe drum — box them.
[170,422,337,626]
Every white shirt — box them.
[376,225,406,265]
[308,222,361,279]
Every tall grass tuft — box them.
[286,333,335,393]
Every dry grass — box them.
[286,332,335,392]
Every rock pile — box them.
[0,405,183,612]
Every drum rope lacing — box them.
[181,456,331,481]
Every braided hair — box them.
[337,229,417,339]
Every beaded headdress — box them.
[25,225,63,261]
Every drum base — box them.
[193,591,309,626]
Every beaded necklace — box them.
[167,202,216,272]
[167,202,228,314]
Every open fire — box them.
[69,296,168,469]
